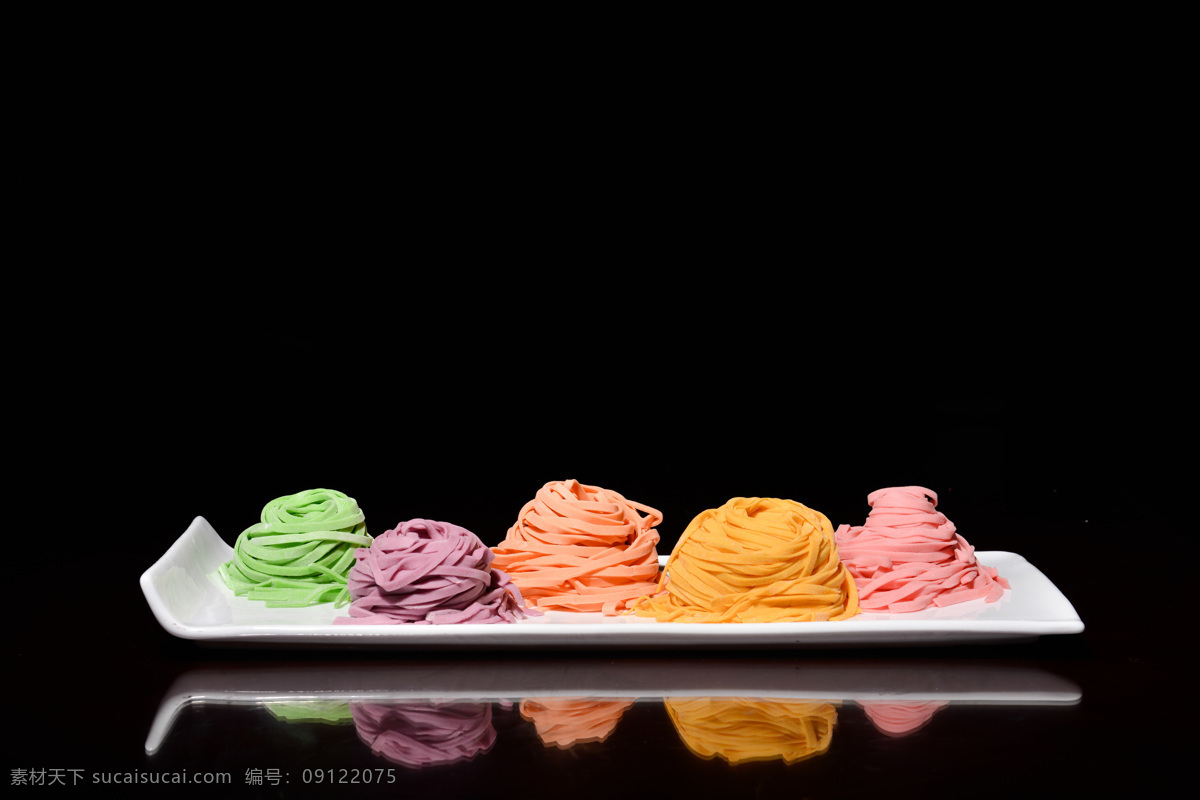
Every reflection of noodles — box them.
[518,698,635,748]
[350,702,496,768]
[265,701,353,724]
[663,697,838,765]
[634,497,859,623]
[859,701,949,737]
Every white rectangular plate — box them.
[140,517,1084,648]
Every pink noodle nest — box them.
[334,519,537,625]
[834,486,1009,613]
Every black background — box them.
[9,21,1193,795]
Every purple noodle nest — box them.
[334,518,536,625]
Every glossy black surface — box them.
[14,294,1189,798]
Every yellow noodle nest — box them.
[632,497,859,623]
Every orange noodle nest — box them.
[491,479,663,615]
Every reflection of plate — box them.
[140,517,1084,648]
[145,659,1082,755]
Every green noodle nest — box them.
[218,488,372,607]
